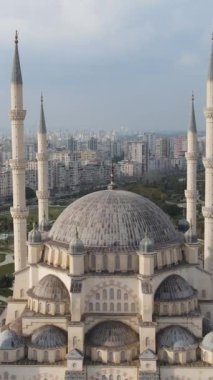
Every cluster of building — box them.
[0,126,205,200]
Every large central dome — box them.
[49,190,181,251]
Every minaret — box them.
[36,94,49,226]
[203,34,213,273]
[185,92,197,236]
[9,32,28,272]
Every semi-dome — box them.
[86,321,138,348]
[0,329,25,349]
[29,275,69,301]
[155,275,196,301]
[157,326,197,350]
[31,326,67,348]
[49,190,181,251]
[200,332,213,352]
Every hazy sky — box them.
[0,0,212,135]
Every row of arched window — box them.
[90,253,133,272]
[88,302,136,313]
[95,376,129,380]
[96,288,129,300]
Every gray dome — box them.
[86,321,138,348]
[155,275,196,301]
[28,225,42,244]
[157,326,197,350]
[49,190,181,251]
[0,329,25,349]
[31,325,67,348]
[200,332,213,352]
[30,275,69,301]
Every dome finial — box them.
[15,30,18,44]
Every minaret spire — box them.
[36,93,49,227]
[10,32,28,271]
[185,92,197,237]
[203,34,213,273]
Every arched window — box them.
[44,350,48,362]
[97,350,102,361]
[174,352,179,363]
[131,303,136,312]
[20,289,24,298]
[3,352,8,362]
[55,350,61,361]
[162,350,167,362]
[103,289,107,299]
[73,336,77,348]
[89,303,93,312]
[121,351,125,361]
[96,293,100,300]
[55,303,60,314]
[32,349,37,361]
[15,310,19,319]
[117,303,121,312]
[91,254,96,269]
[186,350,191,362]
[127,255,132,269]
[110,288,114,299]
[96,302,100,312]
[117,376,121,380]
[103,302,107,312]
[46,303,50,313]
[109,376,113,380]
[108,351,113,362]
[103,254,108,271]
[102,376,107,380]
[163,304,168,315]
[33,300,36,310]
[117,289,121,299]
[124,293,128,300]
[115,255,120,270]
[145,337,150,347]
[181,303,185,313]
[124,303,128,312]
[16,349,20,360]
[38,302,42,313]
[110,303,114,312]
[3,373,8,380]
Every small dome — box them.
[178,218,189,233]
[31,325,67,348]
[139,232,154,253]
[155,275,196,301]
[30,275,69,301]
[69,229,85,255]
[184,225,198,244]
[0,329,25,349]
[86,321,138,348]
[28,224,42,244]
[200,332,213,352]
[157,326,197,350]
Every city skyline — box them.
[0,0,212,134]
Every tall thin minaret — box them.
[36,94,49,226]
[10,32,28,272]
[203,34,213,273]
[185,92,197,236]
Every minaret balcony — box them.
[10,207,29,219]
[9,159,26,170]
[203,157,213,168]
[9,109,26,121]
[202,206,213,218]
[185,152,197,161]
[204,107,213,119]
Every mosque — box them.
[0,33,213,380]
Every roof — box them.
[66,349,84,360]
[31,325,67,348]
[39,94,47,134]
[86,321,138,348]
[139,349,157,360]
[200,331,213,352]
[155,274,196,301]
[157,326,197,350]
[0,329,25,349]
[11,32,22,84]
[189,93,197,134]
[29,274,70,301]
[208,37,213,81]
[49,190,181,251]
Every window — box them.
[103,254,108,271]
[91,254,96,269]
[96,302,100,312]
[124,303,128,312]
[145,337,150,347]
[121,351,125,361]
[38,302,42,313]
[110,303,114,312]
[55,303,60,314]
[117,376,121,380]
[124,293,128,300]
[108,351,113,362]
[117,303,121,312]
[89,303,93,312]
[3,352,8,362]
[16,349,20,360]
[55,350,61,361]
[103,289,107,299]
[73,336,77,348]
[115,255,120,270]
[44,350,48,362]
[102,376,107,380]
[97,351,102,361]
[20,289,24,298]
[202,289,206,298]
[32,349,37,361]
[163,304,168,315]
[109,376,113,380]
[117,289,121,299]
[174,352,179,363]
[103,302,107,312]
[110,288,114,299]
[127,254,132,269]
[96,293,100,300]
[46,303,50,313]
[131,303,136,312]
[15,310,19,319]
